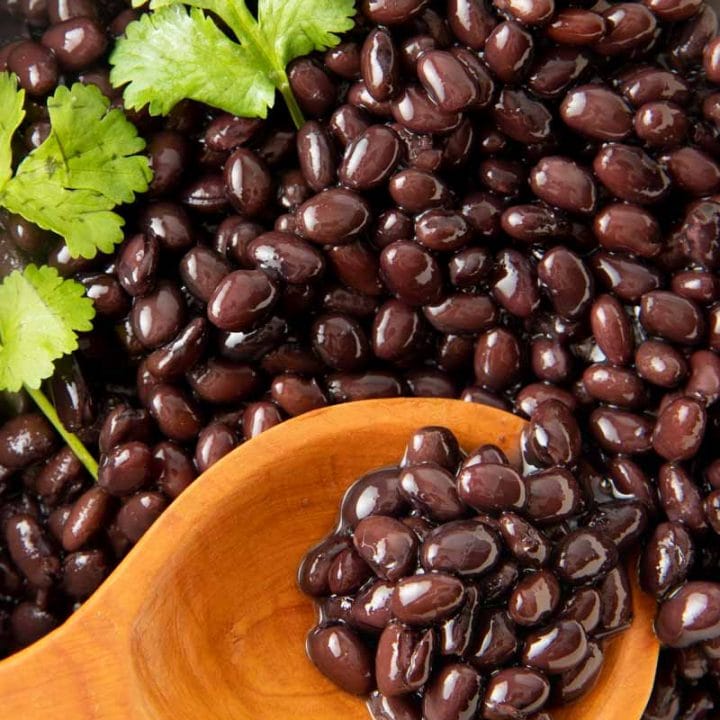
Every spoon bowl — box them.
[0,399,659,719]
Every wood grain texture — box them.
[0,399,659,719]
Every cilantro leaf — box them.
[0,72,25,189]
[259,0,355,67]
[46,84,150,204]
[0,82,152,259]
[110,5,274,118]
[111,0,356,125]
[0,265,95,393]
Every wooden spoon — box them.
[0,399,659,720]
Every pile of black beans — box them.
[299,426,636,720]
[1,0,720,714]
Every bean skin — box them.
[640,291,705,345]
[448,0,496,49]
[530,156,596,214]
[307,624,374,695]
[41,18,107,71]
[594,144,671,205]
[655,582,720,648]
[561,85,633,141]
[5,514,59,588]
[485,21,533,85]
[0,414,56,470]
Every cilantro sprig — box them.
[0,73,152,478]
[110,0,356,128]
[0,75,151,259]
[0,265,98,476]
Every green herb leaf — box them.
[110,5,274,118]
[0,264,95,393]
[0,72,25,189]
[111,0,356,125]
[0,82,152,259]
[258,0,356,67]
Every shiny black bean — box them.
[5,514,59,588]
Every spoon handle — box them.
[0,607,148,719]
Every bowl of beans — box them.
[1,0,720,716]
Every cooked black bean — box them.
[141,202,193,251]
[207,270,278,332]
[655,582,720,648]
[130,281,186,349]
[658,462,707,532]
[148,385,203,442]
[509,569,561,627]
[485,21,533,84]
[5,514,59,588]
[458,464,526,513]
[354,515,418,582]
[116,491,167,543]
[8,41,57,95]
[423,664,482,720]
[499,512,552,567]
[98,441,154,497]
[652,396,706,461]
[530,156,596,214]
[0,414,55,469]
[271,374,327,416]
[179,246,229,303]
[641,521,694,598]
[41,17,106,71]
[594,144,671,204]
[391,85,461,134]
[522,619,588,674]
[561,85,633,141]
[483,667,550,719]
[555,529,618,584]
[153,441,195,499]
[526,400,581,467]
[307,624,374,695]
[391,572,465,624]
[62,549,108,599]
[224,148,272,217]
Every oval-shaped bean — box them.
[483,668,550,720]
[422,520,501,576]
[296,189,371,245]
[561,85,633,141]
[5,514,59,588]
[509,569,561,627]
[522,619,588,674]
[499,512,552,568]
[423,664,482,720]
[307,624,374,695]
[594,144,670,205]
[380,241,444,307]
[655,582,720,648]
[658,462,706,532]
[589,408,654,454]
[530,156,596,214]
[339,125,401,191]
[391,573,465,625]
[525,467,582,523]
[555,529,618,584]
[354,515,418,582]
[458,464,526,513]
[640,521,694,598]
[418,50,478,113]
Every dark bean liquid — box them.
[1,0,720,714]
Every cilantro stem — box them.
[279,80,306,130]
[24,384,99,480]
